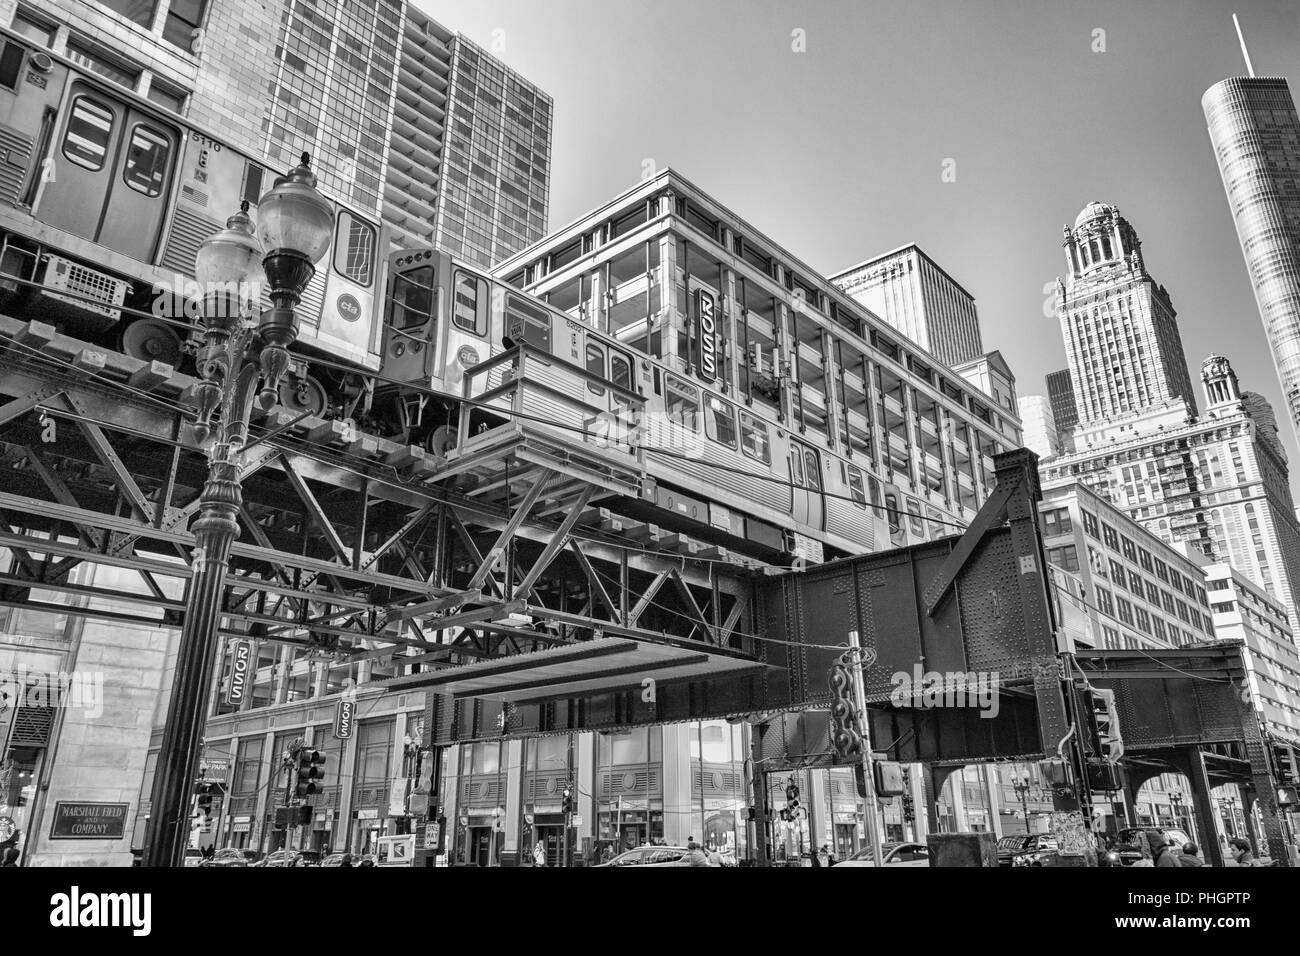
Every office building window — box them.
[1047,545,1079,573]
[1042,508,1072,537]
[1102,524,1119,550]
[163,0,207,52]
[99,0,156,29]
[1082,510,1098,538]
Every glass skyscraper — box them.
[1203,77,1300,447]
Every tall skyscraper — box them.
[1203,76,1300,445]
[1045,368,1078,452]
[426,30,553,267]
[1045,200,1300,623]
[831,243,984,366]
[387,9,553,262]
[1056,202,1198,446]
[1018,395,1059,461]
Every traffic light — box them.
[1271,742,1298,785]
[827,660,862,760]
[1083,687,1123,762]
[783,780,802,821]
[561,785,574,815]
[1277,786,1298,809]
[295,749,326,798]
[902,793,915,823]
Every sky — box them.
[419,0,1300,478]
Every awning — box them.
[384,637,764,704]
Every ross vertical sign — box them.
[334,697,355,739]
[696,288,719,383]
[224,641,251,706]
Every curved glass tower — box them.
[1203,77,1300,444]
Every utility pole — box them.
[847,629,885,868]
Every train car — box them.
[0,26,386,417]
[379,248,939,564]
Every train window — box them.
[586,343,606,396]
[122,125,171,197]
[62,96,115,171]
[739,411,770,465]
[705,397,737,449]
[804,450,821,491]
[906,500,925,538]
[610,351,633,395]
[390,266,435,330]
[0,42,24,90]
[790,448,804,487]
[453,272,488,335]
[847,466,867,509]
[334,212,376,286]
[884,493,901,536]
[11,11,58,48]
[664,375,699,432]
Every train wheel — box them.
[427,424,457,457]
[120,319,182,367]
[278,374,329,417]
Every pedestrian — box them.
[683,840,711,867]
[533,839,546,867]
[818,844,831,868]
[1153,833,1183,868]
[0,847,19,867]
[1229,838,1258,866]
[339,853,353,868]
[1178,843,1205,867]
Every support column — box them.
[926,765,960,833]
[1184,748,1225,867]
[984,766,1004,838]
[750,723,771,866]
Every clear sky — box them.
[419,0,1300,479]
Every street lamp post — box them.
[1012,774,1034,833]
[1170,791,1185,834]
[142,155,334,868]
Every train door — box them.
[790,440,824,531]
[583,340,637,450]
[39,82,178,261]
[383,249,442,385]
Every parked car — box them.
[203,848,250,868]
[297,849,322,867]
[1111,827,1192,866]
[183,849,205,868]
[833,842,931,868]
[251,849,305,868]
[596,846,697,867]
[997,833,1058,867]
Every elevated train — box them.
[0,24,1017,565]
[0,25,385,417]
